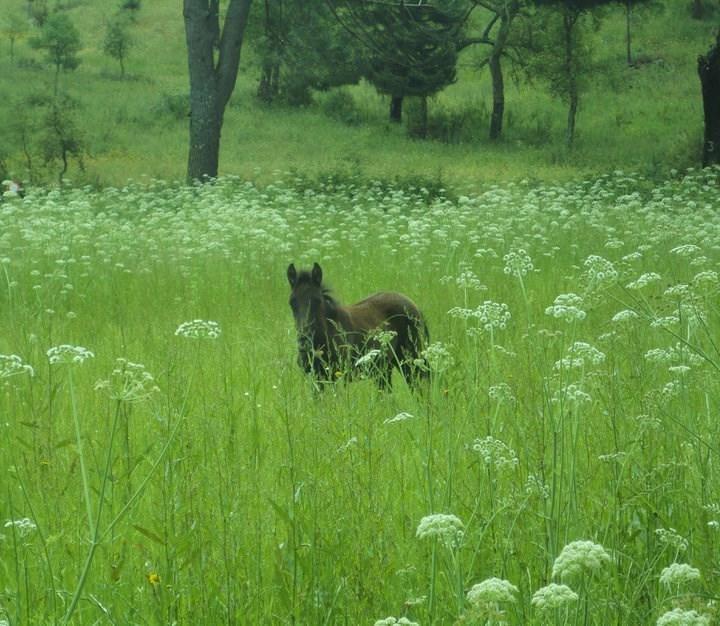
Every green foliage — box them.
[360,1,464,100]
[28,0,48,27]
[3,12,28,61]
[30,10,81,92]
[319,88,362,126]
[102,14,133,76]
[254,0,363,106]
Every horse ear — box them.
[311,262,322,285]
[287,263,297,287]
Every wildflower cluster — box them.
[47,344,95,365]
[545,292,586,322]
[416,513,464,549]
[551,540,612,581]
[0,354,34,379]
[531,583,578,612]
[175,319,221,339]
[470,436,519,471]
[503,248,533,277]
[95,358,159,403]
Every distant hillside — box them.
[0,0,715,188]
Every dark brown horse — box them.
[287,262,429,389]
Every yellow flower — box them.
[147,572,161,586]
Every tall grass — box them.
[1,169,719,624]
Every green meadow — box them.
[1,169,720,624]
[2,1,720,625]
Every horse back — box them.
[343,291,425,333]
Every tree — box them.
[3,12,28,62]
[530,0,611,147]
[620,0,656,65]
[30,12,82,94]
[254,0,363,106]
[459,1,524,140]
[103,15,133,77]
[183,0,253,182]
[356,1,463,135]
[699,31,720,167]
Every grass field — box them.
[0,1,715,186]
[1,168,720,624]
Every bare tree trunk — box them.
[699,33,720,167]
[488,1,518,141]
[625,0,632,65]
[563,10,579,148]
[184,0,252,182]
[691,0,705,19]
[389,95,403,123]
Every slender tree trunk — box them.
[625,0,632,65]
[418,95,428,138]
[257,0,281,103]
[691,0,705,19]
[699,33,720,167]
[184,0,252,182]
[563,10,579,148]
[488,1,518,141]
[389,95,403,123]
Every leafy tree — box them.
[620,0,658,65]
[183,0,253,181]
[40,94,85,183]
[103,15,133,77]
[530,0,612,147]
[254,0,363,106]
[30,11,82,94]
[28,0,49,27]
[349,1,464,135]
[3,12,28,62]
[459,1,524,140]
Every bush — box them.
[320,89,362,126]
[425,102,489,144]
[154,93,189,121]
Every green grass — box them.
[0,1,714,187]
[1,169,720,624]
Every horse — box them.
[287,262,429,390]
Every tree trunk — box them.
[184,0,252,182]
[257,0,281,104]
[691,0,705,19]
[699,33,720,167]
[389,95,403,123]
[563,10,579,148]
[488,1,518,141]
[625,0,632,65]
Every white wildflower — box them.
[471,436,519,471]
[552,540,611,581]
[656,608,710,626]
[531,583,578,612]
[174,319,221,339]
[47,344,94,365]
[545,293,586,322]
[384,412,415,425]
[466,577,518,609]
[416,513,465,549]
[612,309,639,323]
[626,272,661,289]
[0,355,34,379]
[94,358,159,403]
[4,517,37,537]
[659,563,700,588]
[503,248,533,277]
